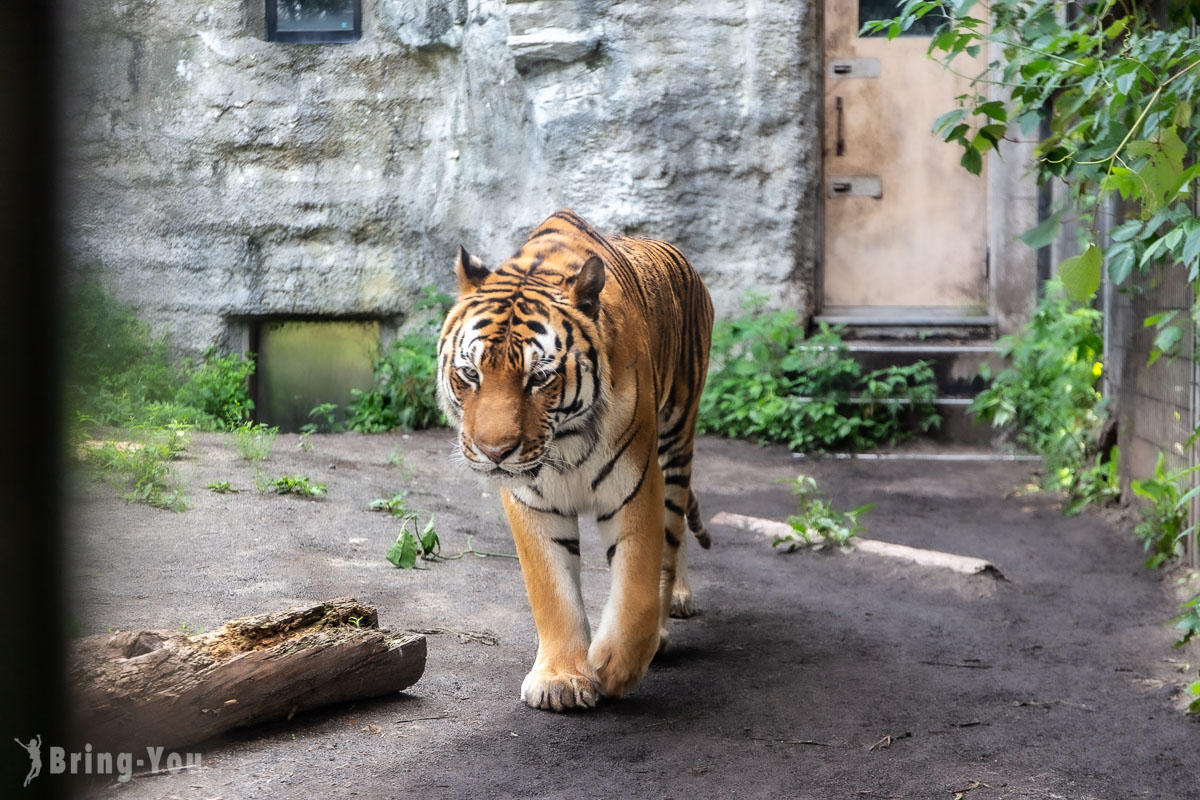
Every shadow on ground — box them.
[69,432,1198,799]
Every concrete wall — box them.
[61,0,820,356]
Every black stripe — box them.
[664,498,685,516]
[597,453,652,522]
[606,544,616,565]
[511,494,573,518]
[664,474,690,487]
[662,451,692,471]
[590,378,641,490]
[552,538,580,556]
[665,528,681,548]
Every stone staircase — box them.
[841,339,1005,445]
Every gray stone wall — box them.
[61,0,820,356]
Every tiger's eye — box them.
[459,366,479,381]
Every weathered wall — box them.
[61,0,820,356]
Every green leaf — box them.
[961,145,983,175]
[1018,212,1062,249]
[1057,245,1102,301]
[932,108,968,135]
[975,101,1008,122]
[1151,325,1184,363]
[386,531,420,569]
[1174,100,1194,128]
[1183,225,1200,269]
[420,515,440,555]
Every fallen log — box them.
[71,598,426,753]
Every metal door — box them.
[822,0,989,319]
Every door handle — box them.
[832,181,851,193]
[835,96,845,156]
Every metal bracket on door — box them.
[828,58,881,79]
[828,176,883,198]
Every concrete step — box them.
[843,340,1004,398]
[795,340,1009,446]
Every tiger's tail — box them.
[686,489,712,549]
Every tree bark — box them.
[70,598,426,753]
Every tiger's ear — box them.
[456,245,491,295]
[568,255,606,318]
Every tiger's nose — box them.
[478,441,519,464]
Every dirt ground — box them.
[67,431,1198,799]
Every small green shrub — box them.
[386,515,440,569]
[698,299,939,451]
[773,475,872,552]
[302,402,342,434]
[206,480,237,494]
[369,491,413,516]
[346,287,452,433]
[174,350,255,430]
[259,474,326,498]
[65,277,255,431]
[1131,452,1192,569]
[971,284,1112,513]
[84,425,191,512]
[233,423,278,462]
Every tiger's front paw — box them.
[669,588,695,619]
[588,632,658,698]
[520,667,599,712]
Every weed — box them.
[65,278,255,430]
[369,491,412,516]
[206,480,237,494]
[260,474,326,498]
[83,425,191,512]
[174,349,255,430]
[972,285,1112,513]
[773,475,872,552]
[178,621,203,636]
[1131,453,1192,568]
[386,515,440,569]
[302,402,341,434]
[346,286,452,433]
[297,431,313,451]
[233,422,278,463]
[349,616,364,628]
[698,298,939,451]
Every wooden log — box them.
[70,598,426,753]
[711,512,1005,579]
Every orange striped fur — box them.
[438,210,713,711]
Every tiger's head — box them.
[437,244,609,484]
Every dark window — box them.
[266,0,361,43]
[859,0,944,36]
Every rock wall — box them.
[61,0,819,355]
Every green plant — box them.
[64,278,259,431]
[369,491,413,516]
[971,284,1115,514]
[260,474,326,498]
[301,402,341,434]
[346,287,453,432]
[83,425,191,512]
[206,480,237,494]
[386,515,441,569]
[698,299,940,451]
[1131,452,1192,568]
[233,422,278,463]
[297,431,314,451]
[178,621,203,636]
[773,475,873,552]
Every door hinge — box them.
[983,247,991,281]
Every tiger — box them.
[437,209,714,711]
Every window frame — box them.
[265,0,362,44]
